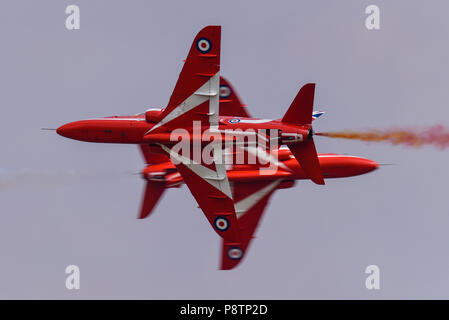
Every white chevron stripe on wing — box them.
[243,145,291,172]
[158,143,233,199]
[146,73,219,134]
[235,180,282,218]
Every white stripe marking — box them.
[158,143,233,199]
[146,76,218,134]
[235,179,281,218]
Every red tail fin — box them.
[282,83,324,185]
[138,181,166,219]
[282,83,315,125]
[288,139,324,185]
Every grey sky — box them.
[0,0,448,299]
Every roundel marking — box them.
[228,118,240,124]
[228,247,243,260]
[196,38,212,53]
[214,217,229,231]
[219,85,232,98]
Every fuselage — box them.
[142,149,379,187]
[56,115,310,145]
[57,115,149,143]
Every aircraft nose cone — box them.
[369,160,379,170]
[366,159,379,170]
[56,123,74,138]
[56,121,88,141]
[357,158,379,174]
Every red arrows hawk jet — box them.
[57,26,378,269]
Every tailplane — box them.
[281,83,324,185]
[288,140,324,185]
[282,83,315,125]
[139,181,166,219]
[138,144,170,219]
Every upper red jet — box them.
[57,26,378,269]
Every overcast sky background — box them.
[0,0,448,299]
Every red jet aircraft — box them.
[57,26,378,269]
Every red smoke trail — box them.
[316,125,449,149]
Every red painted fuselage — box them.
[142,151,378,187]
[57,115,311,145]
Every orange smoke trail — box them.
[316,125,449,149]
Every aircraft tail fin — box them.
[288,140,324,185]
[282,83,315,125]
[138,181,166,219]
[282,83,324,185]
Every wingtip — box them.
[221,243,245,270]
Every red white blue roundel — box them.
[228,118,240,124]
[196,38,212,53]
[214,217,229,231]
[228,247,243,260]
[219,85,231,98]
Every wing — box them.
[159,143,240,243]
[221,179,290,270]
[219,76,251,118]
[146,26,222,133]
[220,143,295,269]
[148,26,241,243]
